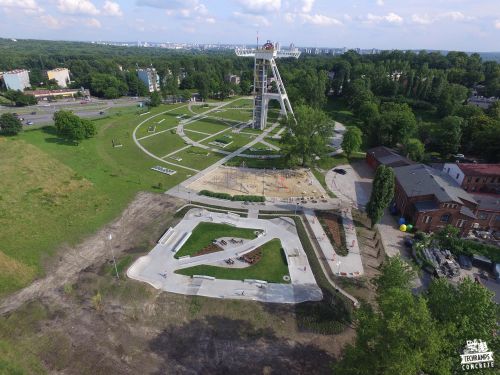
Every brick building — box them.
[442,163,500,194]
[472,194,500,231]
[393,164,478,234]
[366,146,413,169]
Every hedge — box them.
[199,190,265,202]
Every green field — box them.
[171,147,223,170]
[138,130,187,158]
[184,118,231,134]
[134,106,190,138]
[241,142,280,156]
[224,156,289,169]
[227,98,253,108]
[183,129,212,141]
[176,239,290,283]
[0,103,193,297]
[175,222,258,258]
[203,132,255,152]
[212,109,252,122]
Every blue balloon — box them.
[398,217,406,225]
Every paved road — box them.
[325,161,373,208]
[1,97,145,127]
[127,208,322,303]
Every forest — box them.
[1,38,499,162]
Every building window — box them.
[476,178,480,183]
[456,173,460,180]
[471,187,476,192]
[457,219,466,228]
[440,214,450,222]
[495,215,500,222]
[478,213,489,220]
[423,216,432,224]
[467,177,472,182]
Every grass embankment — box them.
[0,103,192,297]
[224,156,288,169]
[174,222,257,258]
[176,239,290,283]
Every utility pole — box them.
[108,234,119,280]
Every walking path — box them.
[127,208,322,303]
[303,209,364,277]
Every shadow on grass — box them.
[149,315,335,375]
[41,126,78,146]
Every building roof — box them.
[47,68,69,72]
[394,164,477,205]
[367,146,413,168]
[458,163,500,177]
[4,69,29,75]
[472,193,500,212]
[459,206,477,219]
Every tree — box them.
[53,110,96,144]
[374,102,416,147]
[149,91,161,107]
[280,105,334,167]
[366,165,395,226]
[4,90,37,107]
[342,126,363,158]
[0,113,22,135]
[487,101,500,120]
[433,116,463,156]
[333,257,448,375]
[404,138,425,162]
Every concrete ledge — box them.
[193,275,216,280]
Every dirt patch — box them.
[316,211,348,256]
[242,247,262,264]
[188,166,326,199]
[194,243,222,257]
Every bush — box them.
[199,190,265,202]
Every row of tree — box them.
[334,256,499,374]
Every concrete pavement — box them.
[127,208,322,303]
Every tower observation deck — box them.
[235,41,301,130]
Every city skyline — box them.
[0,0,499,52]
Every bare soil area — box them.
[0,192,356,374]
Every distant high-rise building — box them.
[46,68,70,88]
[137,68,160,93]
[3,69,30,91]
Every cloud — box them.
[376,0,384,5]
[102,0,122,16]
[300,0,314,13]
[57,0,99,15]
[238,0,281,14]
[233,11,270,27]
[300,13,342,26]
[411,11,474,25]
[495,19,500,29]
[84,17,101,28]
[365,12,403,25]
[0,0,42,13]
[40,14,62,28]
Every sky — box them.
[0,0,499,51]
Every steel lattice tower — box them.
[236,41,301,130]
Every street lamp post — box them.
[108,234,120,280]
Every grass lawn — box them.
[171,147,223,170]
[224,156,289,169]
[228,98,253,108]
[212,108,252,123]
[204,132,255,152]
[262,137,283,149]
[138,130,187,157]
[241,142,280,156]
[184,118,231,134]
[311,168,336,198]
[134,106,189,138]
[0,103,193,297]
[175,222,258,258]
[176,239,290,283]
[315,152,365,170]
[325,98,363,128]
[183,129,212,142]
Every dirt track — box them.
[0,192,182,315]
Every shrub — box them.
[199,190,265,202]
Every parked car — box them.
[454,153,465,159]
[333,168,347,175]
[26,121,34,125]
[458,255,472,270]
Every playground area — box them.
[187,166,326,199]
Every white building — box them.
[3,69,30,91]
[442,163,466,185]
[47,68,71,88]
[137,68,160,93]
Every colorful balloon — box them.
[400,224,407,232]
